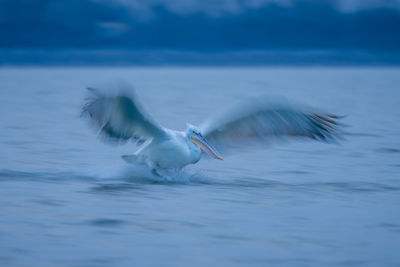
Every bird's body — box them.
[81,83,343,175]
[123,130,201,172]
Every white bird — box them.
[81,83,343,176]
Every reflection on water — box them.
[0,67,400,266]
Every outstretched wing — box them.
[81,83,168,145]
[201,96,344,152]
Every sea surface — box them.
[0,67,399,266]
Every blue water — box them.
[0,67,400,266]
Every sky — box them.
[1,0,400,65]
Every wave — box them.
[1,168,399,194]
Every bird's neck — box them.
[186,136,201,163]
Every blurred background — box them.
[1,1,400,267]
[1,0,400,66]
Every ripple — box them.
[35,199,65,207]
[296,181,400,193]
[204,177,400,194]
[376,147,400,154]
[2,168,399,196]
[91,183,145,192]
[87,218,126,227]
[0,169,98,183]
[211,234,250,241]
[378,223,400,232]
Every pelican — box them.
[81,83,343,176]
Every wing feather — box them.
[81,83,167,145]
[201,96,344,152]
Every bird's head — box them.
[186,124,223,160]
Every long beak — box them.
[190,135,223,160]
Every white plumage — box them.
[81,83,343,175]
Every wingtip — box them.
[327,113,349,119]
